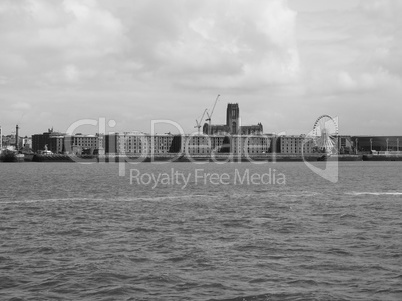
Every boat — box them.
[0,149,24,162]
[317,154,329,161]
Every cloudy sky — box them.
[1,0,401,137]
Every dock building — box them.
[105,132,173,155]
[274,135,316,154]
[351,136,402,154]
[62,134,103,155]
[32,128,63,153]
[273,135,355,155]
[32,129,104,155]
[103,132,270,157]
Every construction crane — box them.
[194,108,208,134]
[205,94,220,135]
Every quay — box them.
[2,153,363,163]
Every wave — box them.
[0,197,106,204]
[0,194,220,204]
[345,192,402,196]
[282,192,322,197]
[208,292,315,301]
[0,191,326,204]
[115,194,220,201]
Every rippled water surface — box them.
[1,162,402,300]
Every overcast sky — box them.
[1,0,401,137]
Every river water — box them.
[1,161,401,300]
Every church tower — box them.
[226,103,239,134]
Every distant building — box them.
[336,136,354,154]
[104,132,270,156]
[275,135,316,154]
[21,136,32,151]
[32,128,64,153]
[203,103,263,135]
[351,136,402,153]
[105,132,174,155]
[1,134,22,150]
[64,134,100,155]
[32,128,104,155]
[180,134,270,155]
[101,103,269,157]
[1,135,13,149]
[59,134,104,155]
[49,134,65,153]
[273,135,354,155]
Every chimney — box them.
[16,124,19,151]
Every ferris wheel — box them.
[312,115,338,153]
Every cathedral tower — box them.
[226,103,239,135]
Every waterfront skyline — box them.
[1,0,402,137]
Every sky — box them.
[1,0,401,137]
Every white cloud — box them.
[337,69,402,91]
[11,102,31,110]
[64,65,78,82]
[0,0,128,88]
[0,0,401,136]
[0,0,299,90]
[296,0,402,99]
